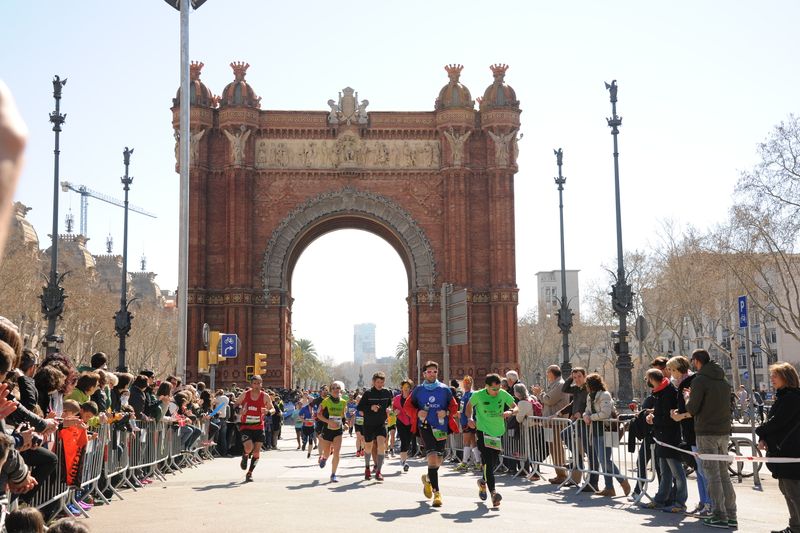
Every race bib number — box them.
[329,416,342,429]
[355,416,364,425]
[484,435,503,451]
[245,415,261,425]
[432,428,448,441]
[303,419,314,427]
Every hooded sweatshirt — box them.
[685,359,732,436]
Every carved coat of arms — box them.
[327,87,369,125]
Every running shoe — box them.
[364,467,372,481]
[330,474,339,483]
[403,462,409,473]
[421,474,432,498]
[477,479,487,501]
[432,491,442,507]
[240,455,248,470]
[491,491,502,508]
[245,472,253,483]
[696,505,713,518]
[66,504,82,516]
[77,501,93,510]
[307,449,311,459]
[375,471,384,482]
[728,519,738,530]
[702,517,729,529]
[455,462,468,471]
[319,457,327,469]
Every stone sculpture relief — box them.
[327,87,369,125]
[190,129,205,164]
[254,137,440,170]
[443,128,472,166]
[223,125,251,165]
[487,128,519,167]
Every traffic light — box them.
[198,350,209,373]
[253,353,267,376]
[208,330,221,365]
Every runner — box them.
[392,379,415,472]
[352,392,365,457]
[404,361,458,507]
[346,394,358,437]
[297,396,316,458]
[316,381,347,482]
[456,375,480,471]
[387,404,397,457]
[466,373,518,508]
[311,386,329,456]
[233,375,275,482]
[357,372,394,481]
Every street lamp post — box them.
[605,80,634,406]
[41,75,68,356]
[554,148,573,376]
[114,147,134,373]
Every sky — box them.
[2,1,798,364]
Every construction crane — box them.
[60,181,157,236]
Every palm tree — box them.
[390,336,409,386]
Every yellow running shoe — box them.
[421,474,433,499]
[432,491,442,507]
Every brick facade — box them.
[174,62,522,388]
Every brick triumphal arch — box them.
[175,62,522,388]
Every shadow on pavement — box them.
[286,479,321,490]
[370,501,434,522]
[440,504,499,523]
[192,481,243,491]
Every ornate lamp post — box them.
[115,147,134,372]
[605,80,633,406]
[41,76,68,356]
[554,148,573,376]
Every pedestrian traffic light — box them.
[198,350,209,373]
[253,353,267,376]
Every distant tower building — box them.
[536,270,580,322]
[354,323,377,365]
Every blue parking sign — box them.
[738,295,748,328]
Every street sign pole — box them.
[739,295,761,489]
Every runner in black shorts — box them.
[310,385,328,456]
[316,381,347,482]
[357,372,394,482]
[233,375,275,482]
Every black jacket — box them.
[675,374,697,446]
[756,387,800,480]
[17,375,38,413]
[128,386,146,418]
[562,377,588,417]
[651,382,682,460]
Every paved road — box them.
[87,433,789,532]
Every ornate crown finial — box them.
[230,61,250,82]
[190,61,204,81]
[444,64,464,81]
[490,63,509,79]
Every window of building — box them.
[754,352,763,369]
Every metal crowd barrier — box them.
[22,418,216,521]
[519,416,576,484]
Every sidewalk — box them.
[86,433,790,532]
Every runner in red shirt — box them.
[234,375,275,482]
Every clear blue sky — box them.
[2,1,798,363]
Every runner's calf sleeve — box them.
[472,447,481,464]
[364,452,371,468]
[428,467,439,491]
[376,454,384,471]
[463,445,472,464]
[249,456,259,472]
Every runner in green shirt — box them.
[467,373,518,508]
[316,380,347,482]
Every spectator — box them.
[686,348,737,529]
[34,365,65,416]
[504,370,519,394]
[753,388,765,423]
[17,348,39,412]
[67,371,100,404]
[534,364,570,484]
[562,367,589,486]
[756,362,800,533]
[47,518,90,533]
[583,373,630,497]
[667,355,712,518]
[641,368,687,513]
[5,507,46,533]
[111,373,134,412]
[737,385,749,422]
[128,375,149,419]
[212,388,230,455]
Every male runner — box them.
[357,372,394,481]
[310,385,329,455]
[405,361,457,507]
[466,373,518,508]
[316,381,347,482]
[233,375,275,482]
